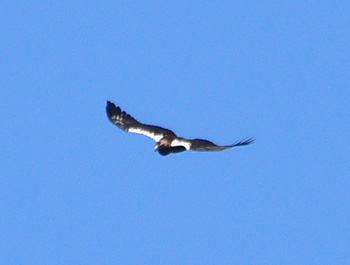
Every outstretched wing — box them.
[189,137,255,152]
[106,101,176,142]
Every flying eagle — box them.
[106,101,254,156]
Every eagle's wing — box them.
[189,137,255,152]
[106,101,176,142]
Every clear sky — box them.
[1,1,349,264]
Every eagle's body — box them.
[106,101,254,156]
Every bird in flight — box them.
[106,101,254,156]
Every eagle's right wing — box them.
[106,101,176,142]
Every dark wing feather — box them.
[189,137,255,152]
[231,137,255,147]
[106,101,176,142]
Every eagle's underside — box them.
[106,101,254,156]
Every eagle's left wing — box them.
[106,101,176,142]
[189,137,255,152]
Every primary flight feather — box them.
[106,101,254,156]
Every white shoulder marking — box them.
[171,138,191,150]
[128,127,164,142]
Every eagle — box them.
[106,101,254,156]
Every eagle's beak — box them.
[154,143,159,151]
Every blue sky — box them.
[1,1,349,264]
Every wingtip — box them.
[106,101,121,118]
[246,137,255,145]
[106,101,120,110]
[232,137,255,147]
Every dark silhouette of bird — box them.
[106,101,254,156]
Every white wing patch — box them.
[171,138,191,150]
[128,127,164,142]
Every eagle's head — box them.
[154,138,171,151]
